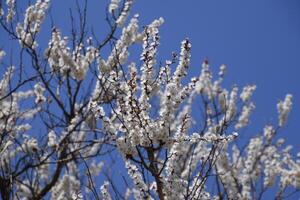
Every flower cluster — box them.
[46,29,98,80]
[277,94,293,127]
[125,161,150,199]
[240,85,256,102]
[16,0,50,48]
[235,102,255,129]
[116,0,134,27]
[0,1,299,199]
[51,173,81,200]
[6,0,15,22]
[0,66,38,135]
[0,66,47,192]
[109,0,120,14]
[0,50,5,62]
[215,125,300,200]
[87,14,298,198]
[101,181,112,200]
[47,130,57,148]
[99,14,141,73]
[34,82,46,104]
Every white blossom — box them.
[100,181,112,200]
[16,0,50,48]
[219,64,226,77]
[235,102,255,129]
[0,1,299,199]
[24,138,39,152]
[173,39,191,84]
[46,29,98,80]
[240,85,256,102]
[125,161,151,199]
[109,0,120,13]
[34,82,46,103]
[225,86,238,121]
[48,130,57,148]
[0,50,5,62]
[51,174,81,200]
[277,94,293,127]
[0,8,4,17]
[116,0,134,27]
[89,161,104,176]
[6,0,15,22]
[263,125,275,141]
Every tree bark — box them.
[0,177,11,200]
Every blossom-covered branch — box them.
[0,0,298,199]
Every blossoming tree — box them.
[0,0,299,199]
